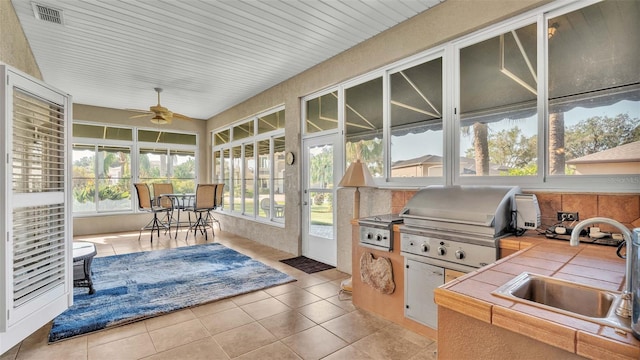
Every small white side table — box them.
[73,242,97,294]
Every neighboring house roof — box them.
[391,155,504,174]
[391,155,444,169]
[567,141,640,164]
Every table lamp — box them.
[338,159,376,219]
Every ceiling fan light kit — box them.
[150,114,168,124]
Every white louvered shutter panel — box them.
[1,65,72,353]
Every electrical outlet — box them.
[557,211,579,222]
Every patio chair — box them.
[260,197,284,219]
[260,198,271,218]
[152,183,175,209]
[134,183,173,242]
[184,184,217,241]
[211,183,224,230]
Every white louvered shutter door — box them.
[1,65,73,353]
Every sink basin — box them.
[493,272,631,331]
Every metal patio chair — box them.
[134,183,173,242]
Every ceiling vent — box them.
[32,3,64,25]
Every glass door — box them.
[302,135,339,266]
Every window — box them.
[345,77,384,177]
[72,145,132,213]
[459,23,538,177]
[258,109,285,134]
[72,123,198,214]
[138,148,195,193]
[390,56,444,179]
[212,107,286,223]
[547,0,640,176]
[305,91,338,134]
[72,124,133,213]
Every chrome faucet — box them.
[570,217,632,318]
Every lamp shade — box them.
[338,159,376,188]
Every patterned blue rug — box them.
[49,243,295,342]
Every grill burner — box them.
[358,214,403,251]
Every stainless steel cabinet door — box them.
[404,259,444,329]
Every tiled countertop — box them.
[434,236,640,360]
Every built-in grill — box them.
[399,185,521,271]
[398,185,521,329]
[358,214,403,251]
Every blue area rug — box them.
[49,243,295,342]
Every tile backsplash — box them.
[391,190,640,233]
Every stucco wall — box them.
[205,0,551,272]
[0,0,41,78]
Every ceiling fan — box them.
[129,87,192,124]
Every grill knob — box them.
[437,247,446,256]
[421,243,429,252]
[366,233,373,240]
[375,234,383,242]
[455,250,465,260]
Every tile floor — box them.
[1,229,438,360]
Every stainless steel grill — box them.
[398,185,522,329]
[358,214,403,251]
[399,185,522,271]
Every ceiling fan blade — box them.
[126,108,152,113]
[172,112,193,121]
[130,112,153,119]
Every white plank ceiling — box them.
[11,0,443,120]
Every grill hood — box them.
[400,185,521,238]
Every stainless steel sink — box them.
[493,272,631,331]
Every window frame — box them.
[211,105,286,226]
[298,0,638,193]
[72,121,199,216]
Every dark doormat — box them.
[280,256,335,274]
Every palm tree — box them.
[472,122,490,175]
[548,111,565,174]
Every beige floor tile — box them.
[275,288,322,308]
[351,330,423,360]
[213,322,277,358]
[241,297,291,320]
[0,343,20,360]
[199,307,254,335]
[264,283,299,297]
[407,341,438,360]
[231,290,271,306]
[321,310,389,343]
[321,345,375,360]
[190,299,237,318]
[259,310,316,339]
[16,324,87,360]
[148,318,209,353]
[377,323,434,348]
[297,300,347,324]
[144,309,196,332]
[292,274,327,288]
[142,337,229,360]
[313,269,349,282]
[17,333,87,360]
[88,332,156,360]
[87,320,148,348]
[326,294,357,312]
[281,325,347,360]
[305,282,341,299]
[234,341,302,360]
